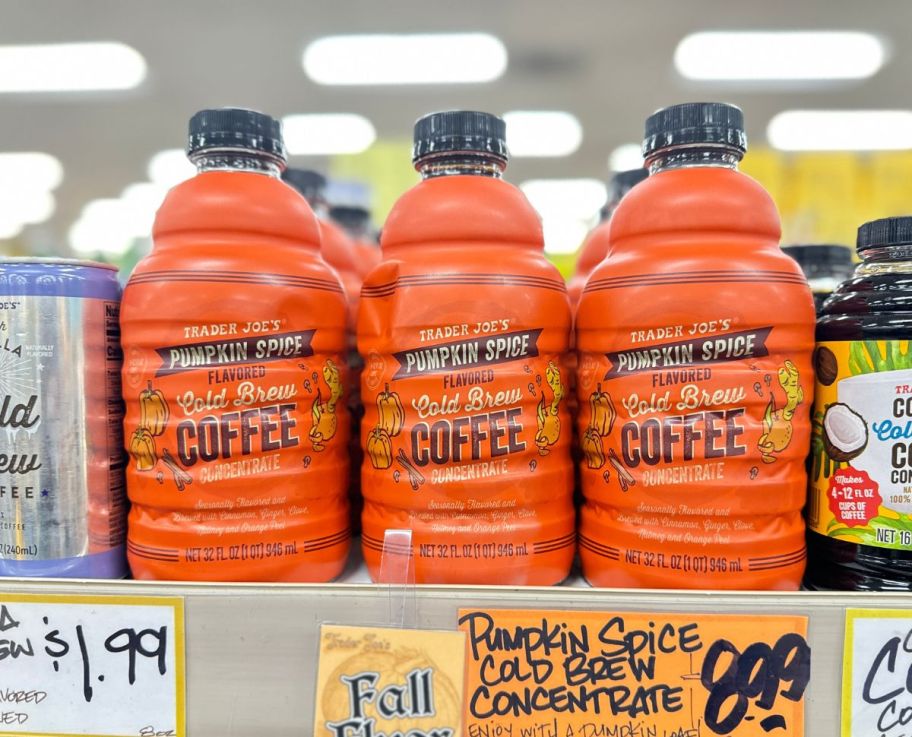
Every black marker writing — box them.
[861,626,912,735]
[701,633,810,735]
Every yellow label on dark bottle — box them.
[809,340,912,550]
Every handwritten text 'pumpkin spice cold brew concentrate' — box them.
[120,108,350,581]
[576,102,815,589]
[358,111,575,584]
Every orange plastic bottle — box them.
[330,204,382,279]
[121,108,350,581]
[359,111,575,584]
[576,103,815,589]
[567,169,648,308]
[283,169,362,323]
[284,173,367,530]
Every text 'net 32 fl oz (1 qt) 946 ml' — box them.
[358,110,575,584]
[576,102,816,589]
[120,108,350,581]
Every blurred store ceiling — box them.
[1,0,911,259]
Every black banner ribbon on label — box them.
[393,328,542,380]
[155,330,315,376]
[605,327,772,379]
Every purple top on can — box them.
[0,259,121,300]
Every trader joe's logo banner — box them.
[457,609,809,737]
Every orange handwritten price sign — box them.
[458,609,809,737]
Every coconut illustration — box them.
[822,403,868,462]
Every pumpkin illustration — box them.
[589,384,616,436]
[367,427,393,470]
[130,427,157,472]
[582,427,606,469]
[376,384,404,437]
[139,381,169,436]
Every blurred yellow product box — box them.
[867,151,912,224]
[331,139,417,222]
[786,153,860,246]
[742,147,790,214]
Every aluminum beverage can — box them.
[0,258,127,577]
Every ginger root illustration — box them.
[758,359,804,464]
[310,359,344,452]
[535,361,564,456]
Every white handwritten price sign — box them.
[842,608,912,737]
[458,609,810,737]
[0,593,185,737]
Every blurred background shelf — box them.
[5,0,912,275]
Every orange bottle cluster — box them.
[106,102,819,587]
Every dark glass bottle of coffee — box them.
[782,244,854,314]
[806,216,912,590]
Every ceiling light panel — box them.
[282,114,377,155]
[503,111,582,157]
[608,143,644,172]
[0,152,63,191]
[767,110,912,151]
[0,42,146,93]
[147,149,195,188]
[675,31,885,81]
[303,33,507,85]
[520,178,608,221]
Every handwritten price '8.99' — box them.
[700,633,811,734]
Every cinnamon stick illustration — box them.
[162,448,193,492]
[608,448,636,492]
[396,449,425,491]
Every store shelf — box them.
[0,559,906,736]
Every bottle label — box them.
[0,294,126,571]
[809,340,912,550]
[122,269,351,576]
[359,269,575,579]
[577,310,811,584]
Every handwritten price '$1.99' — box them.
[0,604,168,703]
[701,633,811,734]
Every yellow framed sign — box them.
[843,608,912,737]
[0,593,185,737]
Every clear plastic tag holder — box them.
[377,528,417,629]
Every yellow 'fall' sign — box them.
[314,624,466,737]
